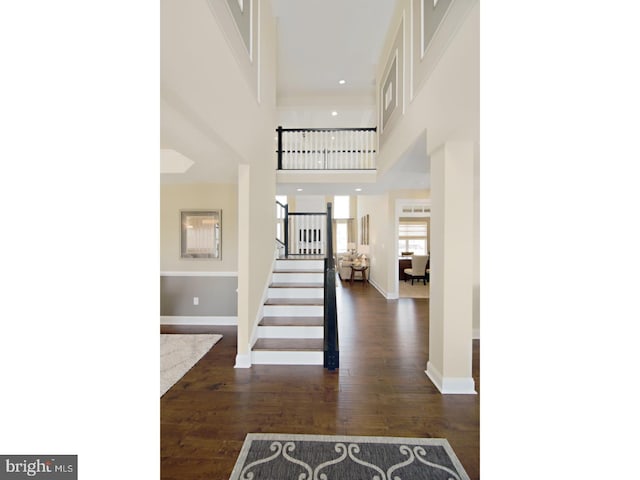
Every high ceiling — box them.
[273,0,398,100]
[273,0,398,129]
[161,0,428,193]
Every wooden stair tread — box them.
[259,316,324,327]
[253,338,323,351]
[264,298,323,306]
[269,283,324,288]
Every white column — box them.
[426,141,476,394]
[235,164,251,368]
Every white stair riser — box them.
[272,272,324,283]
[257,325,324,339]
[251,350,324,365]
[268,287,323,299]
[275,260,324,271]
[263,305,323,317]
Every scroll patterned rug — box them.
[160,334,221,396]
[229,433,470,480]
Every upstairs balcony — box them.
[276,127,377,190]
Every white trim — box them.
[422,0,454,59]
[425,361,476,394]
[473,328,480,340]
[256,325,323,339]
[380,48,399,134]
[251,350,323,365]
[401,10,406,116]
[250,322,260,349]
[160,316,238,326]
[368,278,392,299]
[410,0,415,101]
[248,256,276,347]
[160,271,238,277]
[234,353,252,368]
[394,198,431,296]
[420,0,425,59]
[256,0,261,103]
[248,0,253,62]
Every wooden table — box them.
[350,265,369,285]
[399,258,412,280]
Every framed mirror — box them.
[180,210,221,259]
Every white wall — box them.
[357,194,390,294]
[160,0,278,364]
[160,183,238,272]
[373,0,479,392]
[376,0,479,165]
[375,0,479,326]
[237,0,278,361]
[295,195,326,212]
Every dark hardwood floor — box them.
[161,280,480,479]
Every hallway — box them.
[161,282,480,479]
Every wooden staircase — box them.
[251,258,325,365]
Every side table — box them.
[350,265,369,286]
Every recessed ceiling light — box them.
[355,188,362,192]
[296,188,303,192]
[339,79,346,85]
[331,111,338,116]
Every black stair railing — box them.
[274,200,339,369]
[275,201,328,257]
[277,126,377,171]
[323,202,339,371]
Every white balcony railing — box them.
[276,127,377,170]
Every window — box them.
[333,196,350,219]
[398,220,427,256]
[336,222,348,253]
[333,196,352,252]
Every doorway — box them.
[395,200,430,299]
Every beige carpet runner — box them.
[160,334,222,396]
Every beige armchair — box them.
[336,254,361,280]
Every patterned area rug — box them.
[229,433,470,480]
[160,334,221,396]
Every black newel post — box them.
[277,126,283,170]
[324,202,339,371]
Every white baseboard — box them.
[367,278,390,298]
[425,361,477,395]
[160,316,237,326]
[473,328,480,339]
[234,353,252,368]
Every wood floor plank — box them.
[252,338,324,351]
[259,316,324,326]
[161,285,480,480]
[263,298,324,305]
